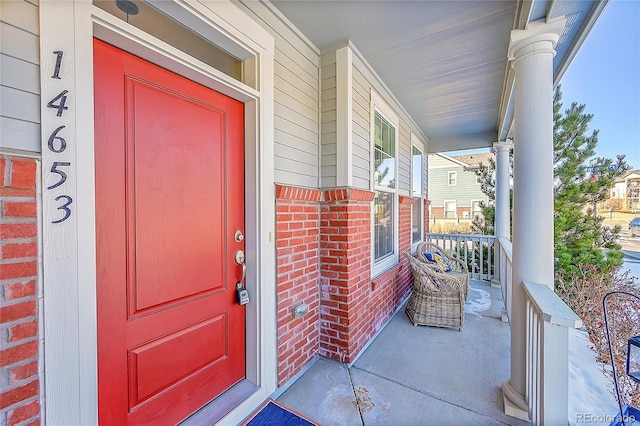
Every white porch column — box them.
[491,140,512,290]
[502,18,565,421]
[493,141,512,241]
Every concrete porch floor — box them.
[276,281,531,425]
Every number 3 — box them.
[52,195,73,224]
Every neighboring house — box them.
[428,152,493,219]
[610,170,640,212]
[0,1,605,425]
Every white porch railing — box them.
[522,281,582,425]
[427,234,582,425]
[425,233,495,281]
[496,237,513,322]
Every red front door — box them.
[94,39,246,425]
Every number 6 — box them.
[47,126,67,153]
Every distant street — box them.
[601,212,640,282]
[618,228,640,281]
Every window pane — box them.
[448,172,457,186]
[374,112,396,190]
[375,115,382,147]
[375,152,395,189]
[412,197,422,243]
[472,201,483,217]
[412,146,422,197]
[386,125,395,157]
[445,201,456,219]
[374,191,394,261]
[376,112,395,157]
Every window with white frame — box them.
[448,171,457,186]
[371,91,399,275]
[411,144,423,245]
[471,200,483,217]
[444,200,456,218]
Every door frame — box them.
[39,2,276,425]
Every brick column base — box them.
[275,184,415,378]
[0,156,41,425]
[275,185,322,386]
[319,188,374,363]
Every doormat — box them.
[242,399,320,426]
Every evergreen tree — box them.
[471,151,512,236]
[473,86,630,277]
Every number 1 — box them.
[52,51,63,79]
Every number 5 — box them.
[47,162,70,190]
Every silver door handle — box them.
[235,249,246,282]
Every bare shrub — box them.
[604,198,624,211]
[457,222,473,233]
[442,222,457,234]
[556,265,640,407]
[430,222,443,233]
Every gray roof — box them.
[451,153,495,168]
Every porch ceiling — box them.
[269,0,607,154]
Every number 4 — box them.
[47,90,69,117]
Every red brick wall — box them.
[275,184,414,381]
[319,188,374,363]
[319,189,412,364]
[430,206,472,219]
[0,156,41,426]
[343,195,412,360]
[275,185,321,386]
[457,207,470,217]
[424,199,431,234]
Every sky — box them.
[559,0,640,170]
[449,0,640,170]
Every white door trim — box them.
[39,1,276,424]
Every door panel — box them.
[125,77,225,313]
[94,39,246,425]
[128,315,227,406]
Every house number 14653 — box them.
[46,50,73,224]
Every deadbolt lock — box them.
[235,249,245,265]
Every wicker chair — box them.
[403,252,465,330]
[415,241,469,299]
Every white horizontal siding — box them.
[238,1,320,188]
[428,154,458,168]
[351,56,426,195]
[275,87,317,125]
[1,54,40,94]
[1,116,40,152]
[1,0,39,35]
[274,128,317,156]
[1,86,40,123]
[274,61,317,106]
[0,1,40,154]
[397,123,411,196]
[0,22,39,64]
[274,157,318,188]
